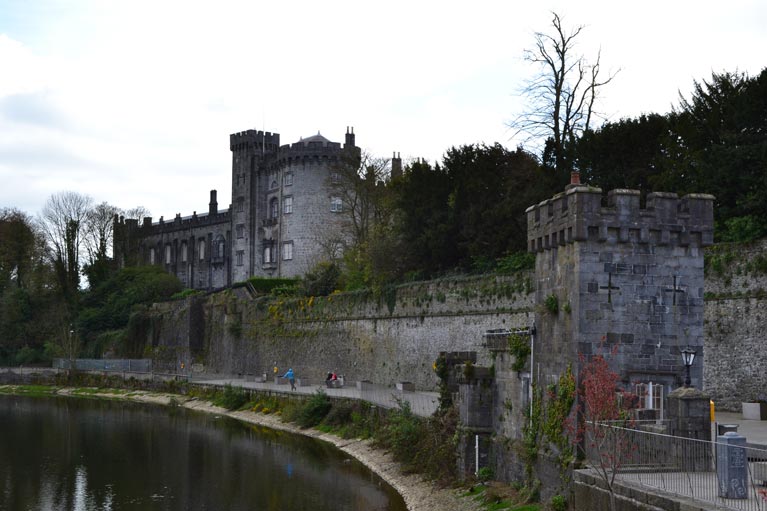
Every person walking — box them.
[283,368,296,391]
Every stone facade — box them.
[526,185,714,392]
[703,239,767,410]
[113,127,375,289]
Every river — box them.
[0,394,407,511]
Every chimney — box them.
[391,152,402,180]
[209,190,218,215]
[344,126,356,149]
[566,171,581,190]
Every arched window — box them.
[181,242,188,262]
[165,244,172,264]
[198,239,206,261]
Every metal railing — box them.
[582,423,767,510]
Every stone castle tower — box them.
[113,127,361,290]
[526,180,714,391]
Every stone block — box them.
[742,402,767,420]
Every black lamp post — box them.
[680,345,697,387]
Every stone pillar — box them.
[667,387,712,441]
[666,387,713,472]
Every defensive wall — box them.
[144,273,535,389]
[703,238,767,410]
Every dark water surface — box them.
[0,395,407,511]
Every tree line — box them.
[0,196,179,366]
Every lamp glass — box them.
[680,346,696,367]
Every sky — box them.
[1,0,765,221]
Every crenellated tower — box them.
[230,130,280,282]
[526,182,714,394]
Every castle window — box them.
[270,180,278,190]
[149,247,156,265]
[165,245,172,264]
[330,197,342,213]
[282,241,293,261]
[283,173,293,186]
[217,239,225,258]
[331,172,341,184]
[236,224,245,239]
[199,239,206,261]
[237,197,244,213]
[236,250,244,266]
[181,242,188,263]
[284,196,293,214]
[270,197,279,219]
[263,245,274,264]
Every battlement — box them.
[526,186,715,252]
[229,130,281,152]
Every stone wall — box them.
[703,239,767,410]
[146,273,535,389]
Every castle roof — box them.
[297,132,333,146]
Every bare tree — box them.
[509,12,617,173]
[38,191,94,307]
[124,206,151,223]
[84,202,120,265]
[330,150,391,247]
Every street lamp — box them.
[680,346,697,388]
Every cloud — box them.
[0,92,70,128]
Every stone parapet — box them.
[229,130,280,152]
[526,186,715,252]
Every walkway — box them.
[192,375,441,418]
[716,412,767,448]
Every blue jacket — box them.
[283,369,295,380]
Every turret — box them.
[209,190,218,216]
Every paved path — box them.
[192,376,440,417]
[716,412,767,448]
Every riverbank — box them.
[1,386,482,511]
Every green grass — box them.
[0,385,58,396]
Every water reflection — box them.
[0,395,406,511]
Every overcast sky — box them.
[1,0,765,220]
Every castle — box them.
[113,127,395,289]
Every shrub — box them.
[544,294,559,314]
[496,252,536,274]
[477,466,494,482]
[213,384,248,410]
[379,400,422,465]
[295,390,332,428]
[246,277,300,294]
[551,494,567,511]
